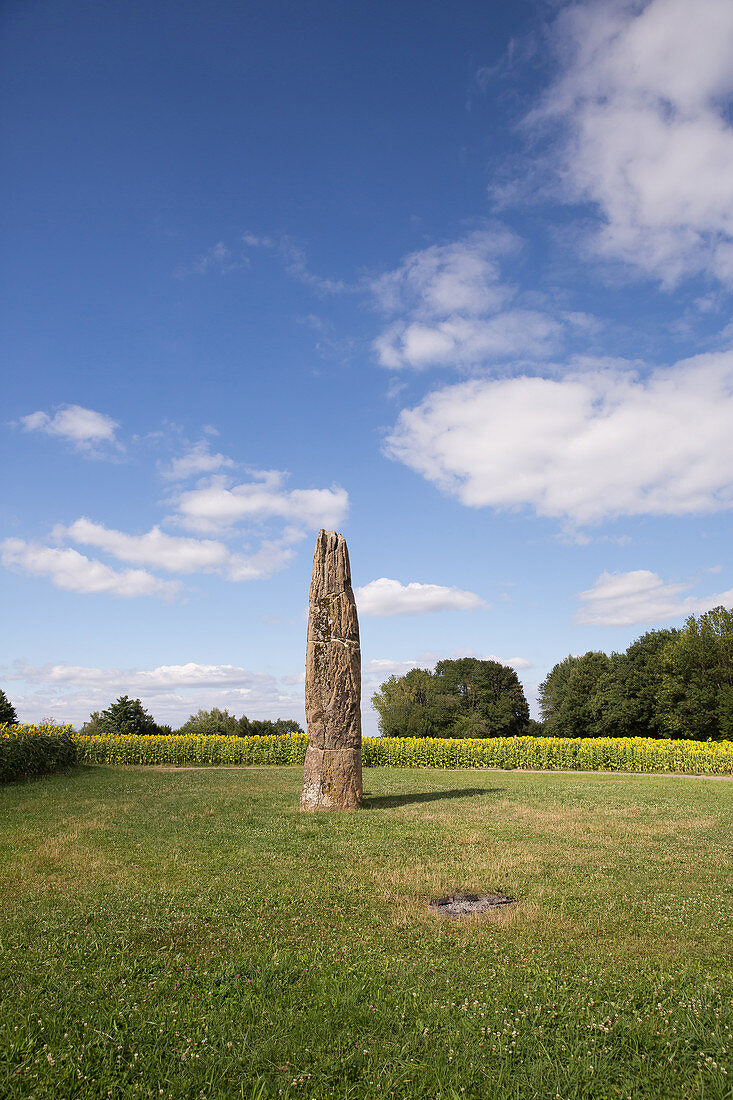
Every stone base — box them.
[299,745,363,810]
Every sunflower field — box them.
[73,730,733,774]
[1,722,78,783]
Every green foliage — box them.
[539,651,612,738]
[79,711,105,736]
[372,658,529,738]
[435,657,529,737]
[591,629,678,739]
[538,655,578,726]
[1,723,78,782]
[371,668,457,738]
[178,707,240,737]
[658,605,733,741]
[239,716,305,737]
[99,696,159,737]
[540,613,733,740]
[175,710,305,737]
[0,689,18,726]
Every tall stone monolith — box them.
[300,529,363,810]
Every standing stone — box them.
[300,529,363,810]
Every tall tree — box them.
[538,655,579,728]
[434,657,529,737]
[658,605,733,741]
[371,668,457,738]
[591,629,678,739]
[372,659,529,739]
[0,689,18,726]
[99,696,158,737]
[539,652,612,738]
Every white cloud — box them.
[363,651,532,685]
[385,350,733,525]
[172,470,348,534]
[53,517,293,581]
[370,229,564,369]
[355,577,486,616]
[538,0,733,285]
[160,439,236,481]
[0,539,178,600]
[375,312,563,371]
[9,660,274,694]
[56,518,231,573]
[3,661,306,728]
[371,228,518,316]
[575,568,733,627]
[20,404,120,451]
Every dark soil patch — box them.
[429,893,516,918]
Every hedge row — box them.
[73,731,733,774]
[1,723,78,783]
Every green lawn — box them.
[1,765,731,1099]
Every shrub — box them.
[1,723,78,783]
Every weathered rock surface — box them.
[300,530,362,810]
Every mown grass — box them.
[0,766,731,1099]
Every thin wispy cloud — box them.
[175,241,247,277]
[363,650,532,686]
[160,439,236,481]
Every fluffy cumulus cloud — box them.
[1,456,348,597]
[172,470,348,534]
[53,518,294,581]
[0,539,178,600]
[355,578,486,616]
[20,404,120,452]
[575,569,733,627]
[370,229,564,370]
[3,660,305,728]
[539,0,733,285]
[385,351,733,525]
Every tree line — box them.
[80,700,304,738]
[373,605,733,742]
[3,604,732,742]
[540,605,733,742]
[0,692,303,739]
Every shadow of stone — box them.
[363,787,502,809]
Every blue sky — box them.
[3,0,733,731]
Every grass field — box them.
[1,765,731,1099]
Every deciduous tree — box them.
[658,606,733,741]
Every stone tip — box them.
[311,529,351,596]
